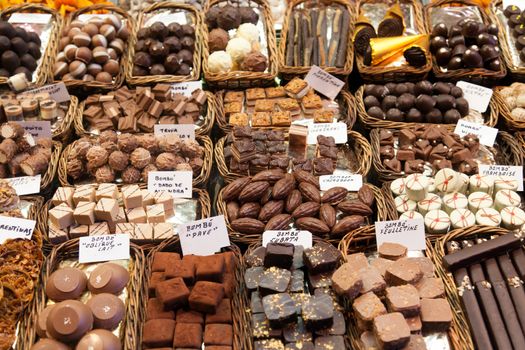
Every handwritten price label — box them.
[454,120,498,147]
[479,165,524,191]
[179,215,230,255]
[307,122,347,144]
[375,219,425,251]
[456,81,493,113]
[320,174,362,191]
[148,171,192,198]
[16,121,51,139]
[263,230,312,248]
[0,216,35,244]
[171,81,203,97]
[154,124,195,139]
[79,234,130,263]
[6,175,41,195]
[19,82,70,103]
[304,66,344,100]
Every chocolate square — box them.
[189,281,225,313]
[156,277,190,308]
[264,243,294,269]
[142,319,176,348]
[173,323,202,348]
[204,324,233,346]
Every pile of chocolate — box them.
[334,242,452,348]
[82,85,206,133]
[32,263,129,349]
[54,15,129,83]
[378,125,481,175]
[65,131,204,183]
[363,81,470,123]
[0,20,41,80]
[48,184,177,244]
[504,5,525,62]
[498,83,525,121]
[244,241,346,349]
[143,250,237,348]
[133,21,195,76]
[223,171,374,238]
[430,19,502,71]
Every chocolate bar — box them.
[497,254,525,334]
[511,248,525,281]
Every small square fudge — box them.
[152,251,180,272]
[229,112,249,126]
[122,185,142,209]
[156,277,190,308]
[385,284,421,317]
[206,298,232,324]
[196,254,225,282]
[73,201,96,225]
[420,298,452,332]
[303,243,341,274]
[165,259,195,285]
[94,198,119,221]
[132,223,154,243]
[331,262,363,300]
[126,207,147,223]
[146,298,175,320]
[49,203,74,229]
[353,292,387,327]
[52,187,74,206]
[204,324,233,346]
[173,323,202,348]
[147,204,166,223]
[359,266,387,294]
[176,309,204,324]
[346,253,369,271]
[371,257,395,278]
[386,258,424,286]
[115,223,135,235]
[154,191,174,211]
[373,313,411,349]
[142,319,176,348]
[189,281,225,313]
[69,224,89,238]
[141,189,155,206]
[48,223,68,244]
[416,277,445,299]
[96,183,118,200]
[73,185,96,206]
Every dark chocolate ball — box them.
[14,66,31,80]
[395,84,409,96]
[406,108,422,122]
[364,84,376,96]
[205,7,221,29]
[435,47,451,66]
[181,25,195,38]
[381,95,397,110]
[177,49,193,65]
[136,27,150,40]
[239,7,259,25]
[432,23,448,37]
[415,94,435,113]
[181,36,194,51]
[14,27,28,42]
[11,37,28,55]
[477,33,497,46]
[144,38,158,48]
[150,22,168,40]
[487,24,498,35]
[450,86,463,98]
[135,39,147,52]
[164,53,180,74]
[425,108,443,123]
[217,5,241,31]
[0,36,10,51]
[469,44,480,52]
[452,44,467,57]
[134,51,152,68]
[132,65,148,76]
[150,63,166,75]
[372,85,388,99]
[448,56,463,70]
[27,42,41,59]
[463,49,483,68]
[488,58,502,71]
[405,82,415,95]
[168,22,183,37]
[27,31,40,45]
[462,21,480,38]
[414,80,433,96]
[367,106,385,119]
[433,82,451,95]
[386,108,404,122]
[0,22,15,39]
[430,36,447,51]
[164,36,181,52]
[363,95,380,109]
[435,94,456,111]
[1,50,19,72]
[448,35,465,47]
[149,42,168,57]
[20,54,36,71]
[0,68,9,77]
[177,63,191,75]
[449,25,462,38]
[397,93,415,111]
[444,109,461,124]
[385,82,397,94]
[480,45,499,62]
[456,97,469,116]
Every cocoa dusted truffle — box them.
[121,166,141,183]
[99,130,118,144]
[142,163,158,180]
[130,147,151,169]
[108,151,129,171]
[176,163,192,171]
[117,133,138,153]
[137,134,159,154]
[181,139,204,158]
[66,158,84,179]
[86,146,108,168]
[217,5,241,31]
[241,51,268,72]
[206,7,222,29]
[159,134,182,153]
[208,28,229,52]
[95,165,115,182]
[155,152,178,170]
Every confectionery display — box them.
[65,132,204,183]
[142,249,238,348]
[244,241,347,349]
[502,5,525,63]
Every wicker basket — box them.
[356,84,499,129]
[338,225,466,350]
[0,4,61,87]
[355,0,431,83]
[428,225,514,350]
[493,86,525,131]
[48,4,134,90]
[15,238,144,350]
[203,0,278,88]
[217,182,388,244]
[58,134,213,188]
[139,236,247,350]
[371,128,523,182]
[423,0,507,85]
[74,90,216,137]
[278,0,355,79]
[51,95,78,143]
[215,130,372,184]
[126,2,203,85]
[215,89,357,134]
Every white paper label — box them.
[375,219,426,251]
[503,0,522,9]
[154,124,195,139]
[8,13,52,24]
[479,165,524,191]
[148,171,192,198]
[319,174,363,191]
[262,230,313,248]
[79,234,130,263]
[19,82,70,103]
[454,120,498,147]
[16,121,51,139]
[179,215,230,256]
[144,12,188,26]
[456,81,493,113]
[307,122,347,144]
[6,175,41,195]
[0,216,35,244]
[304,66,345,100]
[171,81,203,97]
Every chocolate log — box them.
[310,9,319,65]
[301,14,311,66]
[497,254,525,335]
[511,248,525,281]
[286,11,296,66]
[294,12,301,66]
[335,9,350,68]
[1,122,24,139]
[0,139,17,163]
[20,153,48,176]
[317,9,327,66]
[327,8,342,67]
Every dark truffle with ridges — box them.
[217,5,241,31]
[1,50,20,72]
[11,37,28,55]
[239,7,259,25]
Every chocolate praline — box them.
[182,24,195,38]
[367,106,385,119]
[217,5,241,31]
[27,42,41,59]
[150,64,166,75]
[0,68,8,77]
[134,51,152,68]
[14,27,28,41]
[462,21,480,38]
[487,23,498,35]
[449,35,465,47]
[20,54,36,71]
[425,108,443,123]
[395,84,409,96]
[0,22,15,38]
[164,36,181,52]
[11,37,28,55]
[449,25,462,38]
[135,39,147,52]
[397,93,415,111]
[448,56,463,70]
[239,7,259,25]
[150,22,168,39]
[444,109,461,124]
[405,82,415,94]
[385,82,397,94]
[136,27,149,39]
[149,42,168,57]
[205,7,221,29]
[0,36,10,51]
[450,86,463,98]
[1,50,20,72]
[386,108,404,122]
[488,58,502,71]
[435,47,451,66]
[452,44,467,57]
[463,49,483,68]
[372,85,388,99]
[435,94,456,111]
[177,49,193,64]
[168,22,183,37]
[456,97,469,116]
[164,53,180,74]
[433,81,451,95]
[381,95,397,110]
[477,33,496,46]
[432,23,448,37]
[181,36,194,51]
[363,95,380,109]
[480,45,499,62]
[364,84,376,96]
[177,63,191,75]
[430,36,447,51]
[406,108,422,122]
[415,94,435,113]
[414,80,433,95]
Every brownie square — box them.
[173,323,202,348]
[165,259,195,285]
[189,281,225,313]
[149,272,165,296]
[156,277,190,308]
[152,252,181,272]
[373,312,410,349]
[385,284,421,317]
[264,243,294,269]
[206,298,232,324]
[204,324,233,346]
[196,254,225,282]
[420,298,452,332]
[146,298,175,320]
[142,319,176,347]
[176,309,204,324]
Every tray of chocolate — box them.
[383,169,525,238]
[430,227,525,349]
[425,0,507,84]
[203,0,278,88]
[494,83,525,131]
[216,78,357,133]
[127,2,203,84]
[39,184,210,247]
[355,0,431,83]
[17,239,144,350]
[242,239,352,349]
[278,0,354,77]
[371,125,522,181]
[75,85,215,136]
[338,226,459,350]
[216,170,387,244]
[357,80,497,129]
[50,4,133,90]
[59,131,212,188]
[0,4,60,86]
[215,126,371,184]
[138,236,245,349]
[490,2,525,78]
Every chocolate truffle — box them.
[425,108,443,123]
[182,24,195,38]
[444,109,461,124]
[432,23,448,37]
[11,37,28,55]
[239,7,259,25]
[76,329,120,350]
[463,49,483,68]
[386,108,404,122]
[0,22,15,38]
[414,80,432,95]
[455,97,469,116]
[164,53,180,74]
[181,36,195,51]
[364,95,380,109]
[150,22,168,39]
[241,51,268,72]
[164,36,181,52]
[150,64,166,75]
[382,95,397,110]
[406,108,422,122]
[0,36,9,51]
[397,94,415,111]
[134,51,152,68]
[217,5,241,31]
[177,63,191,75]
[415,95,435,113]
[205,7,221,29]
[430,36,447,51]
[20,54,36,71]
[208,28,229,52]
[435,47,451,66]
[177,49,193,65]
[1,50,19,72]
[367,106,385,119]
[488,58,502,71]
[448,56,463,70]
[149,42,168,57]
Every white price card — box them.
[145,12,188,26]
[307,122,347,144]
[263,230,312,248]
[503,0,522,8]
[375,219,425,251]
[0,216,35,244]
[6,175,41,195]
[16,121,51,139]
[148,171,192,198]
[179,215,230,256]
[456,81,493,113]
[320,174,363,191]
[171,81,203,97]
[19,82,70,103]
[8,13,52,24]
[79,234,130,264]
[479,165,524,191]
[154,124,195,139]
[304,65,345,100]
[454,120,498,147]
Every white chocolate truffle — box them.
[469,174,494,194]
[455,173,469,193]
[236,23,260,44]
[390,178,406,196]
[494,189,521,211]
[450,209,475,229]
[499,86,514,99]
[516,94,525,108]
[442,192,468,215]
[226,37,251,63]
[399,210,424,221]
[467,191,493,213]
[417,193,442,216]
[208,51,233,74]
[424,209,450,234]
[405,173,429,202]
[511,107,525,121]
[434,168,459,194]
[475,207,501,227]
[500,206,525,230]
[505,96,517,111]
[494,175,519,193]
[394,194,416,214]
